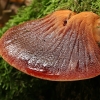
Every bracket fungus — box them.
[0,10,100,81]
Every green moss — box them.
[0,0,100,36]
[0,0,100,100]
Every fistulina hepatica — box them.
[0,10,100,81]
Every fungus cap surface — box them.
[0,10,100,81]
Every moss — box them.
[0,0,100,35]
[0,0,100,100]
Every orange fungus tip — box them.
[0,10,100,81]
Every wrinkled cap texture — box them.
[0,10,100,81]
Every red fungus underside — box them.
[0,10,100,81]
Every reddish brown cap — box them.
[0,10,100,81]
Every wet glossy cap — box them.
[0,10,100,81]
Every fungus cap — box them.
[0,10,100,81]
